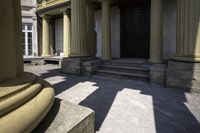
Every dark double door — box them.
[120,1,150,58]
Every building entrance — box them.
[120,0,150,58]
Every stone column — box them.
[71,0,89,57]
[42,15,50,56]
[149,0,163,63]
[174,0,200,61]
[149,0,166,86]
[101,0,112,60]
[166,0,200,92]
[0,0,23,81]
[63,10,71,57]
[87,1,96,56]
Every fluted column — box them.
[87,1,96,56]
[42,15,50,56]
[174,0,200,61]
[149,0,163,63]
[71,0,89,57]
[63,10,71,57]
[101,0,112,60]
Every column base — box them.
[166,61,200,93]
[172,56,200,63]
[150,63,167,86]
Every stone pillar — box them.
[0,0,23,81]
[63,10,71,57]
[167,0,200,92]
[173,0,200,61]
[42,15,50,56]
[149,0,163,63]
[149,0,166,86]
[71,0,89,57]
[87,1,96,56]
[101,0,112,60]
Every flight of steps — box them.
[96,59,150,81]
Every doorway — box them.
[120,1,150,58]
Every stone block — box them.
[82,60,102,76]
[166,61,200,93]
[33,99,95,133]
[61,58,81,75]
[32,59,45,65]
[150,64,167,86]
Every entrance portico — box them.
[37,0,200,91]
[37,0,163,62]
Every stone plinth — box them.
[167,61,200,93]
[82,60,102,76]
[33,99,95,133]
[62,58,82,75]
[150,63,167,86]
[61,57,100,75]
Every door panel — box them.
[121,2,150,58]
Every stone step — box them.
[103,61,150,68]
[100,65,149,75]
[96,69,149,81]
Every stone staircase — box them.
[96,59,150,81]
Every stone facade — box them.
[36,0,200,92]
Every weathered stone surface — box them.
[167,61,200,93]
[32,59,45,65]
[150,63,167,86]
[82,60,102,76]
[33,99,95,133]
[61,58,81,75]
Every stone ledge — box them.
[32,99,95,133]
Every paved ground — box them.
[25,64,200,133]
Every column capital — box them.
[63,9,71,15]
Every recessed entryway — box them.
[120,0,150,59]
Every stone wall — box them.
[55,18,64,55]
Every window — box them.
[22,23,33,56]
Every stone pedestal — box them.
[62,58,82,75]
[150,64,167,86]
[167,61,200,93]
[82,60,102,76]
[62,57,99,75]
